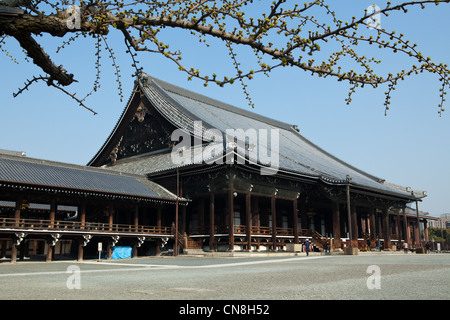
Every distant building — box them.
[441,213,450,229]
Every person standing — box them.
[304,240,310,256]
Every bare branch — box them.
[13,75,97,114]
[1,0,450,115]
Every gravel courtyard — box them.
[0,252,448,301]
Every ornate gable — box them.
[89,88,177,167]
[109,102,173,164]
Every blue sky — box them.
[1,1,449,217]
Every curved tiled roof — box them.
[98,72,426,201]
[0,152,180,202]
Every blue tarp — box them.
[111,246,133,259]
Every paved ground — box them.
[0,252,448,302]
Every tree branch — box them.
[10,31,74,86]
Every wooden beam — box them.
[403,207,411,245]
[369,207,377,243]
[271,196,277,251]
[134,205,139,231]
[415,200,422,247]
[77,241,84,261]
[181,205,186,235]
[382,208,391,249]
[108,205,114,231]
[79,201,86,230]
[209,193,215,252]
[10,237,17,263]
[246,193,251,251]
[50,198,56,228]
[332,201,341,249]
[293,198,299,244]
[346,184,353,246]
[228,187,234,251]
[174,169,179,257]
[46,243,53,262]
[14,196,22,227]
[351,203,359,244]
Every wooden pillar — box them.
[1,240,6,259]
[351,204,358,247]
[228,187,234,251]
[293,198,299,244]
[332,201,341,249]
[108,205,114,231]
[252,196,259,227]
[77,239,84,261]
[403,207,411,245]
[107,204,115,259]
[414,220,420,246]
[253,197,260,251]
[415,200,422,247]
[209,193,215,252]
[271,196,277,251]
[397,211,404,242]
[369,207,377,244]
[156,206,162,228]
[50,198,56,228]
[19,240,26,260]
[11,200,21,263]
[14,196,22,227]
[299,197,307,234]
[346,184,353,246]
[32,240,37,255]
[156,206,162,256]
[77,244,84,261]
[134,205,139,231]
[424,220,429,243]
[106,242,112,259]
[132,206,139,257]
[246,193,252,251]
[394,213,400,242]
[79,201,86,230]
[10,237,18,263]
[46,246,53,262]
[181,205,186,235]
[382,208,391,249]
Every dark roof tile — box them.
[0,153,180,202]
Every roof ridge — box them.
[0,152,148,180]
[145,73,295,131]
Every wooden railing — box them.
[188,225,329,248]
[0,218,172,235]
[191,225,298,237]
[251,226,271,235]
[236,225,293,236]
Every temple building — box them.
[0,72,433,261]
[89,72,429,253]
[0,149,185,262]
